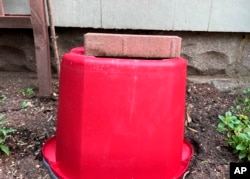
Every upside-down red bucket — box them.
[42,47,193,179]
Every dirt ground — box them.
[0,71,242,179]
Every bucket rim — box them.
[42,136,193,178]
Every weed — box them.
[21,101,32,109]
[0,114,16,156]
[217,88,250,160]
[0,94,7,103]
[201,160,209,164]
[21,87,34,97]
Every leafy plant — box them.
[21,101,32,109]
[0,114,16,156]
[21,87,34,97]
[217,88,250,160]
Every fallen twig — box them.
[187,127,198,133]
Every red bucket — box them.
[42,47,193,179]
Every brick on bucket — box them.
[84,33,181,59]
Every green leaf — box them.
[218,122,225,128]
[236,105,242,110]
[226,111,232,117]
[228,139,238,148]
[239,151,247,159]
[0,138,4,144]
[26,88,34,95]
[239,114,248,120]
[234,125,242,132]
[0,128,16,137]
[233,120,241,124]
[4,128,16,134]
[218,115,225,121]
[227,133,232,138]
[21,101,29,109]
[248,153,250,161]
[0,129,9,136]
[238,133,248,140]
[217,123,227,132]
[232,135,238,141]
[0,145,9,156]
[236,143,247,151]
[247,132,250,137]
[228,123,234,129]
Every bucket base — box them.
[42,136,193,179]
[43,157,58,179]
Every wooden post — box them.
[0,0,4,16]
[30,0,52,96]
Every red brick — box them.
[84,33,181,58]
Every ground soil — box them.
[0,72,243,179]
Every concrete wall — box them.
[2,0,250,32]
[0,28,249,92]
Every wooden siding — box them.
[2,0,250,32]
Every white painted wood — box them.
[101,0,175,30]
[2,0,250,32]
[173,0,212,31]
[51,0,101,28]
[2,0,101,28]
[3,0,30,14]
[208,0,250,32]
